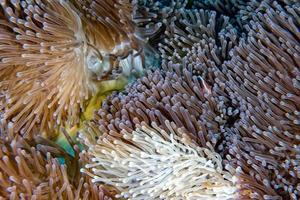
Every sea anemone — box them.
[0,0,144,139]
[158,8,238,84]
[221,1,300,199]
[0,131,115,199]
[81,120,237,200]
[86,0,300,199]
[93,66,223,148]
[132,0,187,47]
[0,0,299,199]
[93,6,240,149]
[72,0,145,78]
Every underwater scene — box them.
[0,0,299,199]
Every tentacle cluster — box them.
[222,1,300,199]
[81,121,237,200]
[0,133,116,200]
[83,0,300,199]
[0,0,144,139]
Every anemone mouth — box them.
[85,45,145,83]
